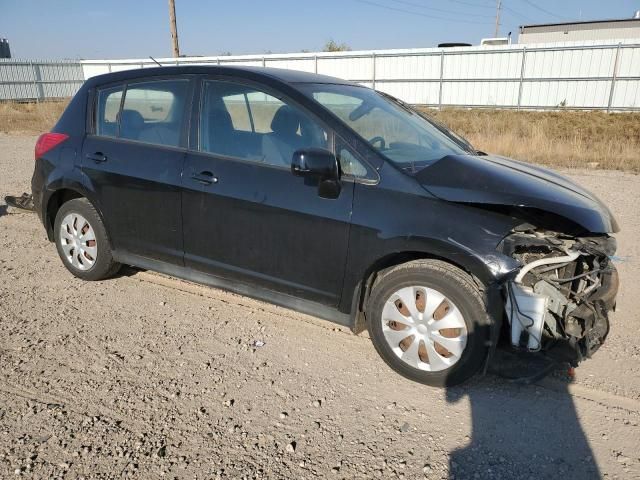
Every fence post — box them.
[372,52,376,90]
[32,62,45,103]
[517,46,527,110]
[262,56,266,68]
[438,50,445,109]
[29,61,39,102]
[314,55,318,74]
[607,43,622,113]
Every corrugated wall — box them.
[0,59,84,101]
[2,40,639,111]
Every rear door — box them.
[82,77,193,264]
[181,78,354,306]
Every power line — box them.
[388,0,495,18]
[446,0,495,9]
[501,3,536,22]
[452,0,538,23]
[354,0,494,24]
[518,0,567,20]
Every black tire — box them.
[54,198,121,281]
[366,259,490,387]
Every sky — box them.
[1,0,639,59]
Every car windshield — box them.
[298,83,471,172]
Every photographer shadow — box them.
[445,346,600,479]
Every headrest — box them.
[119,109,145,130]
[209,108,234,132]
[270,105,301,136]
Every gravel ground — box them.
[1,134,639,479]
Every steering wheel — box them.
[369,136,386,150]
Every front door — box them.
[82,78,192,264]
[181,79,353,306]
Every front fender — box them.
[339,183,524,316]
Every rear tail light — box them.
[35,132,69,160]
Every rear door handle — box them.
[86,152,107,163]
[191,171,218,185]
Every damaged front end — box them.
[499,230,618,366]
[412,151,621,367]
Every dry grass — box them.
[420,108,640,173]
[1,101,639,172]
[0,101,68,135]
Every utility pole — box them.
[494,0,502,37]
[168,0,180,58]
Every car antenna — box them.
[149,56,163,67]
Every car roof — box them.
[84,65,357,88]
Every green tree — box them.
[322,40,351,52]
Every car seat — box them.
[261,105,307,166]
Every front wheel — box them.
[54,198,121,281]
[366,260,490,387]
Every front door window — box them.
[200,80,328,167]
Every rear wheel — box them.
[54,198,120,280]
[366,260,489,387]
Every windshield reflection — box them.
[300,83,475,173]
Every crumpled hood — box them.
[414,154,619,234]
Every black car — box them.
[32,66,619,386]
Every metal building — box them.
[0,38,10,59]
[519,12,640,44]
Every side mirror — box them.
[291,148,341,199]
[291,148,339,179]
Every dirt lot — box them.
[1,134,639,479]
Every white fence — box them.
[0,59,84,101]
[2,40,640,111]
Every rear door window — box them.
[119,79,189,147]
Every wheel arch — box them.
[45,187,108,243]
[348,250,488,334]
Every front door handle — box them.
[86,152,107,163]
[191,171,218,185]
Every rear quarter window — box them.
[95,86,123,137]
